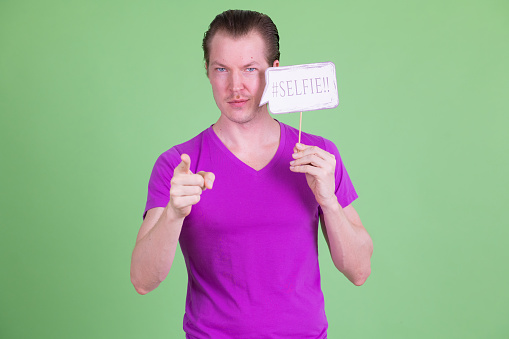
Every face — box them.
[207,30,279,124]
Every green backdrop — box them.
[1,0,507,338]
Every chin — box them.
[226,114,256,124]
[220,109,258,124]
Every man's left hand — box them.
[290,143,337,208]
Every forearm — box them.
[130,207,184,294]
[321,201,373,286]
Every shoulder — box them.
[153,127,212,172]
[174,127,211,154]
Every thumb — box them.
[174,154,192,174]
[198,171,215,190]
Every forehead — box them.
[208,30,268,66]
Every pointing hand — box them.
[168,154,215,218]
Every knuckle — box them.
[171,198,182,209]
[169,187,178,197]
[170,174,184,186]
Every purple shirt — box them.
[145,122,358,338]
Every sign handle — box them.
[298,112,302,144]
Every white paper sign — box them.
[260,62,339,114]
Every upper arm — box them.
[135,207,165,243]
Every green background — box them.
[1,0,508,338]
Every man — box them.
[131,9,373,338]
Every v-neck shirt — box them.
[208,124,283,175]
[144,121,358,339]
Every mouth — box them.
[227,98,249,108]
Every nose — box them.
[230,71,243,92]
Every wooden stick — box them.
[298,112,302,144]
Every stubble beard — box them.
[221,99,266,125]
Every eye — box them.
[216,67,227,72]
[246,67,256,72]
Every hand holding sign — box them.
[259,62,339,142]
[290,142,337,208]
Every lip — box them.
[227,99,249,107]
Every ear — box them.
[272,60,279,67]
[205,62,209,77]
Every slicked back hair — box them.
[202,10,280,72]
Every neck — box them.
[212,111,280,151]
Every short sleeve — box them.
[143,147,182,219]
[323,138,358,208]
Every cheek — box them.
[254,74,265,93]
[258,72,265,83]
[243,74,263,92]
[210,79,225,95]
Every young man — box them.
[131,10,373,338]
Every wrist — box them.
[319,197,342,214]
[164,205,186,223]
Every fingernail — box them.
[296,143,304,149]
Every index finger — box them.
[197,171,215,190]
[293,143,334,160]
[294,143,310,153]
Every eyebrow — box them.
[209,61,261,68]
[209,62,226,68]
[243,61,260,67]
